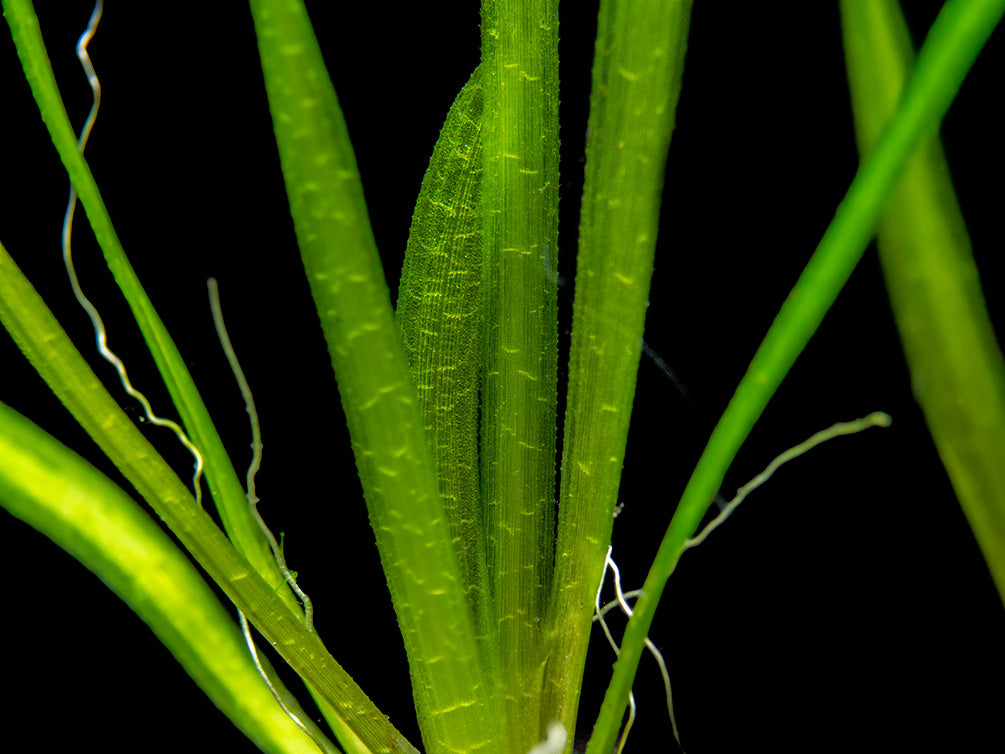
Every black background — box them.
[2,2,1003,752]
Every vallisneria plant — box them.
[2,1,1004,752]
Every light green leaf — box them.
[248,1,500,751]
[0,397,333,754]
[841,0,1005,605]
[396,67,493,646]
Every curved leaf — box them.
[396,67,492,644]
[0,398,334,754]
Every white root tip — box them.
[527,721,568,754]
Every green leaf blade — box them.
[478,1,560,747]
[841,0,1005,605]
[546,0,694,744]
[248,2,501,751]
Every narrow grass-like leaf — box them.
[1,0,291,609]
[396,67,493,646]
[0,398,336,754]
[543,0,693,742]
[841,0,1005,606]
[247,2,501,751]
[479,2,560,747]
[587,1,1005,751]
[0,241,415,754]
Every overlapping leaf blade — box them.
[248,1,501,751]
[396,67,492,646]
[841,0,1005,605]
[1,0,289,600]
[0,366,333,754]
[587,2,1005,750]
